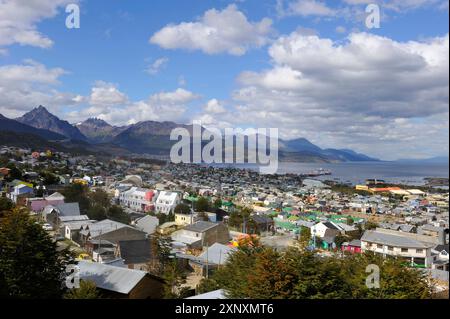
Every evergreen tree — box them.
[207,246,432,299]
[195,197,210,212]
[107,205,130,224]
[174,203,191,215]
[0,209,74,298]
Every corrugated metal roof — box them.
[78,261,147,294]
[184,221,217,233]
[361,230,432,249]
[198,243,236,265]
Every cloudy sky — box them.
[0,0,448,160]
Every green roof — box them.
[222,201,234,207]
[185,196,199,202]
[274,218,300,231]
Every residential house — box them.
[133,215,159,236]
[341,239,362,254]
[115,239,153,271]
[64,217,95,241]
[77,261,164,299]
[431,244,449,271]
[154,191,180,215]
[171,221,230,249]
[43,202,81,228]
[188,243,236,276]
[418,224,448,245]
[79,219,147,249]
[175,212,198,227]
[8,184,34,205]
[251,214,274,234]
[119,187,156,213]
[26,192,65,213]
[361,229,435,267]
[311,221,342,238]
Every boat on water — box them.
[303,168,332,177]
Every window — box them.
[388,246,394,251]
[416,249,423,254]
[401,248,408,253]
[377,244,383,249]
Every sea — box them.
[211,161,449,187]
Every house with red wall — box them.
[341,239,362,254]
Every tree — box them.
[62,184,90,213]
[162,260,187,299]
[147,234,172,276]
[299,227,311,249]
[213,198,222,209]
[197,278,221,294]
[87,204,107,221]
[346,216,355,226]
[6,165,22,181]
[89,189,110,208]
[107,205,130,224]
[206,247,432,299]
[0,209,74,298]
[365,221,379,230]
[41,171,59,185]
[195,197,210,212]
[334,234,349,249]
[174,203,191,215]
[64,280,101,299]
[0,197,13,212]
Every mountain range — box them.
[1,106,380,162]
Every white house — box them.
[311,221,343,238]
[118,187,156,212]
[154,191,180,215]
[361,229,435,268]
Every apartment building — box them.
[361,228,435,267]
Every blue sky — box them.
[0,0,448,160]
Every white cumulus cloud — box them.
[149,4,273,56]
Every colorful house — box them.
[341,239,362,254]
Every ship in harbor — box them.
[302,168,332,177]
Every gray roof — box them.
[348,239,361,247]
[322,221,340,230]
[118,239,153,265]
[434,244,449,253]
[80,219,131,238]
[184,221,217,233]
[60,215,89,222]
[198,243,236,265]
[361,230,433,249]
[251,215,273,225]
[135,215,159,235]
[186,289,226,299]
[77,261,147,294]
[56,203,80,217]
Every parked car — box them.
[42,223,53,231]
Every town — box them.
[0,145,448,299]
